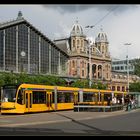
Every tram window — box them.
[52,92,54,103]
[17,90,23,105]
[33,91,46,104]
[65,93,74,103]
[83,93,93,102]
[104,94,109,101]
[57,92,74,103]
[78,92,80,102]
[57,92,65,103]
[70,93,74,102]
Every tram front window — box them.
[2,88,16,102]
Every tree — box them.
[133,58,140,77]
[129,82,140,92]
[71,79,87,88]
[96,81,108,89]
[2,72,17,84]
[70,79,107,89]
[16,72,29,84]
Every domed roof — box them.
[95,28,108,43]
[70,20,84,37]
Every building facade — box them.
[0,12,139,92]
[54,20,111,83]
[0,11,68,75]
[54,20,140,91]
[112,58,135,74]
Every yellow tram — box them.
[0,83,127,114]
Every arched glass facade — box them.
[0,20,68,75]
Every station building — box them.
[0,11,139,91]
[0,11,68,75]
[54,20,140,91]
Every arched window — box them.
[77,40,80,46]
[73,40,75,48]
[98,46,101,51]
[72,60,75,68]
[112,86,115,91]
[92,64,96,78]
[117,86,120,91]
[102,46,104,53]
[81,40,83,47]
[87,63,89,78]
[106,73,108,79]
[82,70,84,77]
[81,61,84,68]
[98,65,102,79]
[122,86,125,92]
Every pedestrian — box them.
[107,96,111,106]
[112,96,117,105]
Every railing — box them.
[74,102,124,112]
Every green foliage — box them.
[127,58,140,92]
[0,72,66,87]
[0,74,5,87]
[71,79,87,88]
[0,72,108,90]
[70,79,107,89]
[129,82,140,92]
[133,58,140,77]
[16,72,30,84]
[2,72,17,84]
[96,81,108,89]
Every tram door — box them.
[47,92,52,111]
[24,90,32,112]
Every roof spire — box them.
[100,25,103,32]
[76,17,78,24]
[17,11,23,20]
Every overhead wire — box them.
[85,5,120,34]
[93,5,120,27]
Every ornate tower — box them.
[95,28,110,58]
[70,20,86,54]
[68,20,87,77]
[95,28,111,81]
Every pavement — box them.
[0,108,140,136]
[0,108,139,128]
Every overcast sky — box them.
[0,4,140,60]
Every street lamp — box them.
[87,39,92,88]
[85,25,94,88]
[124,43,131,93]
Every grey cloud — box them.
[42,5,138,14]
[42,5,93,13]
